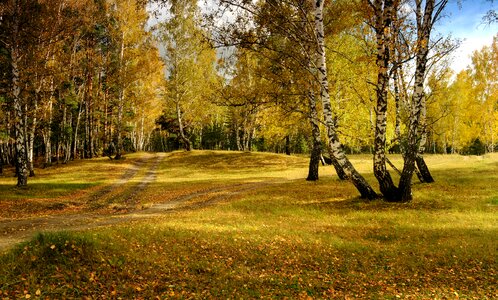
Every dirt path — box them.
[83,153,160,205]
[0,154,274,252]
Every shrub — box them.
[462,138,486,155]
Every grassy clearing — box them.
[0,151,497,298]
[0,153,153,218]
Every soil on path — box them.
[0,153,273,252]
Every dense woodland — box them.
[0,0,497,200]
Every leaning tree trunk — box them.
[306,94,348,181]
[11,7,28,186]
[398,0,438,202]
[372,0,398,200]
[306,92,322,181]
[415,99,434,182]
[314,0,377,199]
[328,155,348,180]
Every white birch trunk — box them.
[372,0,398,200]
[115,33,125,159]
[399,0,439,201]
[176,100,192,151]
[314,0,377,199]
[73,87,84,160]
[415,94,434,182]
[11,0,28,186]
[27,99,37,177]
[46,97,53,164]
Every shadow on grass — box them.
[300,197,454,212]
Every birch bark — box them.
[27,99,36,176]
[415,100,434,182]
[371,0,399,200]
[115,32,125,160]
[11,0,29,186]
[314,0,377,199]
[176,100,192,151]
[306,91,321,181]
[398,0,442,201]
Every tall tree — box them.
[470,36,498,153]
[158,0,218,151]
[217,49,276,152]
[207,0,378,196]
[366,0,400,200]
[1,0,38,186]
[108,0,156,158]
[314,0,378,198]
[0,0,164,185]
[398,0,448,201]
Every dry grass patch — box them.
[0,153,151,218]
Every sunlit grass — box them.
[0,156,128,198]
[0,151,497,298]
[0,153,150,217]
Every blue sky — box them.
[436,0,498,73]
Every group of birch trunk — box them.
[212,0,449,202]
[0,0,163,186]
[369,0,444,201]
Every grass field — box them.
[0,151,497,298]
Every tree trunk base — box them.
[17,176,28,187]
[416,156,434,183]
[351,173,379,200]
[396,176,414,203]
[307,145,321,181]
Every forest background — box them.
[0,0,497,199]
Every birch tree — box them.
[1,0,164,185]
[398,0,448,201]
[0,0,37,186]
[365,0,400,200]
[108,0,154,158]
[470,36,498,153]
[158,0,218,151]
[314,0,378,198]
[206,0,377,197]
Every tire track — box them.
[135,181,272,216]
[0,153,165,251]
[0,157,277,252]
[85,154,156,204]
[123,153,164,205]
